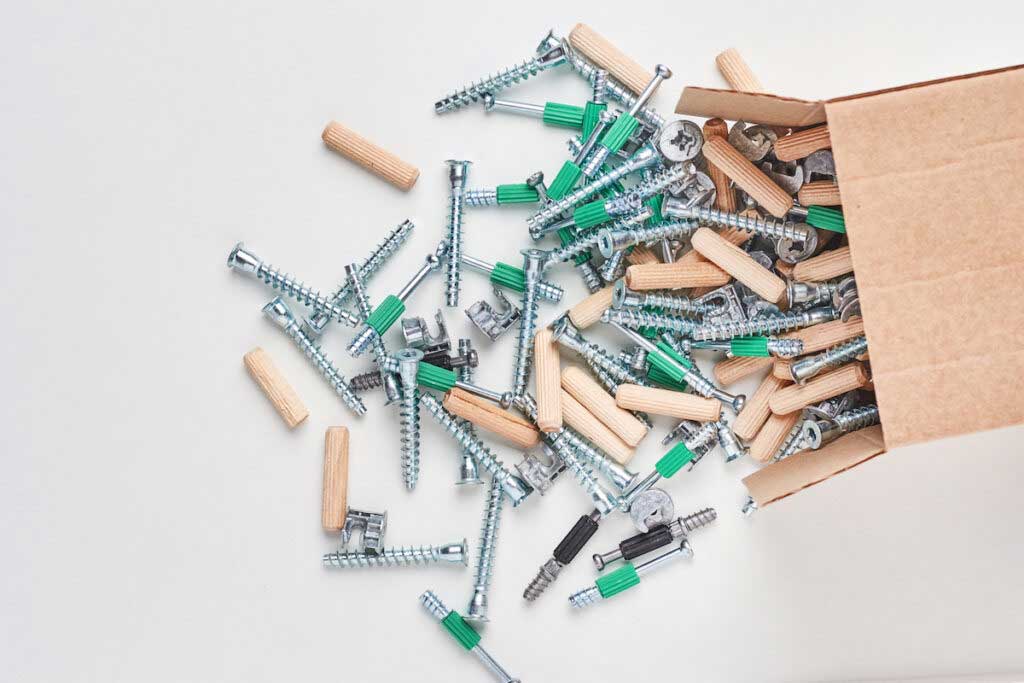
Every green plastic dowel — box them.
[489,261,526,292]
[496,184,540,204]
[581,101,606,138]
[366,294,405,334]
[595,563,641,598]
[599,113,639,153]
[730,336,770,357]
[806,205,845,233]
[547,161,582,201]
[441,611,481,651]
[417,362,457,392]
[656,442,696,479]
[542,102,585,129]
[573,200,611,229]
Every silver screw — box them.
[691,337,806,359]
[550,315,650,387]
[419,590,521,683]
[465,475,504,622]
[445,160,471,307]
[460,252,563,303]
[598,248,629,283]
[716,418,748,462]
[601,308,696,335]
[455,339,483,486]
[396,349,424,491]
[345,263,401,404]
[790,335,868,383]
[772,419,810,463]
[803,404,880,449]
[596,218,696,258]
[262,297,366,416]
[544,210,652,266]
[592,508,717,570]
[611,280,715,316]
[565,49,665,129]
[323,540,467,568]
[787,279,839,308]
[562,428,639,492]
[663,201,815,243]
[691,307,840,342]
[511,249,546,397]
[569,539,692,609]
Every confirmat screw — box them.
[569,539,693,609]
[664,201,815,243]
[419,590,521,683]
[324,540,467,568]
[544,210,651,265]
[465,475,504,622]
[345,263,401,404]
[600,308,696,336]
[596,218,696,258]
[445,160,471,307]
[262,297,366,416]
[790,335,868,383]
[551,315,650,388]
[396,349,424,491]
[690,307,840,342]
[611,280,715,316]
[803,404,880,449]
[511,250,547,397]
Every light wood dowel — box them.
[625,261,731,291]
[615,384,721,422]
[568,24,653,95]
[243,347,309,428]
[769,363,870,415]
[692,227,787,303]
[702,136,793,217]
[568,286,615,328]
[792,246,854,282]
[733,374,790,442]
[322,120,419,191]
[773,359,794,380]
[561,366,648,447]
[626,244,660,265]
[749,411,802,463]
[715,48,765,93]
[561,390,636,464]
[774,125,832,162]
[714,356,774,386]
[443,389,541,449]
[534,329,563,432]
[703,118,738,213]
[797,180,842,206]
[322,427,349,532]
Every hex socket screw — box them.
[611,279,715,316]
[596,219,696,258]
[511,249,547,397]
[663,201,815,243]
[690,307,840,342]
[692,336,806,359]
[565,48,665,129]
[592,508,717,570]
[323,540,467,568]
[419,590,521,683]
[419,392,533,507]
[455,339,484,486]
[434,34,567,114]
[460,252,563,302]
[347,247,445,358]
[345,263,401,404]
[569,539,693,609]
[445,160,471,307]
[791,335,869,383]
[304,219,415,336]
[228,243,360,327]
[803,404,880,448]
[395,349,424,490]
[480,93,584,130]
[465,475,504,622]
[262,297,366,416]
[621,423,718,509]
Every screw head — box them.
[226,242,261,274]
[262,297,295,329]
[654,64,672,80]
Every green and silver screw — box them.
[568,539,693,609]
[789,204,846,233]
[419,590,520,683]
[481,93,584,129]
[691,336,805,358]
[460,252,563,302]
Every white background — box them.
[2,2,1023,681]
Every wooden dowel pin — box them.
[749,411,802,463]
[443,389,541,449]
[568,286,615,328]
[733,374,790,442]
[322,427,349,532]
[322,120,419,191]
[713,356,773,386]
[243,347,309,428]
[702,136,793,217]
[715,48,765,93]
[568,24,654,95]
[614,384,721,422]
[797,180,842,207]
[769,363,870,416]
[702,118,738,213]
[533,329,563,432]
[561,366,648,447]
[560,389,635,465]
[691,227,787,303]
[773,124,832,162]
[792,245,855,282]
[625,260,731,291]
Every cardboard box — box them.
[675,65,1024,507]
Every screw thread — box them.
[639,293,715,316]
[349,369,384,392]
[548,213,649,266]
[677,507,718,534]
[346,324,380,358]
[576,261,604,293]
[472,476,504,595]
[512,276,540,397]
[601,308,695,335]
[598,249,628,283]
[445,174,468,307]
[323,544,457,568]
[568,586,602,608]
[773,421,808,462]
[566,51,665,129]
[463,189,498,206]
[692,309,838,341]
[435,56,550,113]
[327,220,415,309]
[834,404,880,433]
[602,220,696,255]
[581,343,649,387]
[284,325,366,416]
[767,338,806,358]
[523,558,561,601]
[683,205,813,242]
[347,266,398,400]
[399,384,421,490]
[419,590,450,621]
[820,335,869,369]
[256,264,359,326]
[631,164,692,200]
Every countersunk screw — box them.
[455,339,483,486]
[803,404,880,449]
[664,201,815,243]
[612,279,715,316]
[419,590,521,683]
[690,307,840,342]
[511,249,546,397]
[465,475,504,622]
[790,335,868,383]
[323,540,467,568]
[396,348,424,491]
[345,263,401,404]
[601,308,696,336]
[262,297,366,416]
[445,160,471,307]
[596,218,696,258]
[543,210,652,265]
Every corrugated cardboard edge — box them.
[742,426,886,507]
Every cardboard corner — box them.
[674,86,826,127]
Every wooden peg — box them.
[568,23,654,95]
[626,244,660,265]
[715,48,765,93]
[614,384,721,422]
[791,246,854,282]
[322,427,349,532]
[443,389,541,449]
[702,136,793,218]
[243,347,309,428]
[773,359,794,381]
[561,366,648,447]
[692,227,787,303]
[773,124,832,162]
[534,329,563,432]
[797,180,842,207]
[794,316,865,353]
[774,259,795,280]
[625,261,731,291]
[321,120,419,191]
[714,356,774,386]
[733,374,790,442]
[702,118,738,213]
[561,389,636,464]
[749,411,802,463]
[568,286,614,328]
[769,363,870,416]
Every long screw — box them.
[803,404,880,448]
[460,252,563,302]
[612,280,716,316]
[565,48,665,129]
[563,428,639,492]
[790,335,868,383]
[568,539,692,609]
[690,307,840,342]
[262,297,366,416]
[419,591,521,683]
[543,210,651,264]
[692,337,806,359]
[454,339,484,486]
[511,250,546,397]
[345,263,401,404]
[323,541,467,568]
[592,508,717,570]
[396,349,424,490]
[601,308,696,335]
[445,160,471,307]
[465,475,504,622]
[663,201,815,243]
[550,315,650,387]
[596,219,696,258]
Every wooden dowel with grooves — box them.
[691,227,787,303]
[534,329,562,432]
[769,363,870,415]
[797,180,842,207]
[733,374,790,442]
[321,120,419,191]
[614,384,721,422]
[626,244,660,265]
[749,411,802,463]
[561,390,636,464]
[568,24,654,95]
[568,286,614,328]
[322,427,349,532]
[773,359,794,380]
[561,366,648,447]
[703,118,738,213]
[714,356,774,386]
[702,136,793,217]
[243,347,309,428]
[715,48,765,93]
[773,125,832,162]
[443,389,541,449]
[625,260,731,291]
[792,246,854,282]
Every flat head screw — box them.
[395,348,424,491]
[344,263,401,404]
[445,160,471,307]
[511,249,547,397]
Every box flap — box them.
[743,426,887,506]
[825,67,1024,447]
[675,87,826,127]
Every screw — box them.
[445,160,471,307]
[663,201,815,243]
[716,418,748,462]
[345,263,401,404]
[803,404,880,449]
[691,307,840,342]
[481,94,584,131]
[544,210,651,265]
[611,280,715,316]
[691,336,806,359]
[592,508,717,570]
[419,590,521,683]
[523,510,602,602]
[228,243,360,327]
[395,348,424,491]
[455,339,483,486]
[742,497,759,516]
[772,419,810,463]
[621,422,718,509]
[561,427,639,492]
[787,279,839,308]
[601,308,696,335]
[419,393,532,507]
[569,539,692,609]
[565,49,665,129]
[598,248,629,283]
[465,475,504,622]
[434,35,567,114]
[596,218,696,258]
[790,335,868,383]
[460,252,563,302]
[550,315,650,388]
[511,249,546,397]
[323,540,467,568]
[262,297,366,416]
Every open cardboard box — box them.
[675,65,1024,507]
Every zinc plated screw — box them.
[787,279,840,308]
[550,315,650,388]
[690,307,840,342]
[511,249,546,398]
[621,422,718,509]
[434,34,568,114]
[691,336,806,359]
[324,540,467,568]
[592,508,717,570]
[790,335,868,383]
[227,243,360,327]
[419,590,521,683]
[600,308,696,336]
[396,349,424,491]
[611,280,715,316]
[564,428,640,492]
[481,93,584,130]
[445,160,471,307]
[460,252,563,302]
[772,419,809,463]
[716,418,748,462]
[465,475,504,622]
[569,539,692,609]
[455,339,484,486]
[345,263,401,404]
[803,404,880,448]
[463,183,540,207]
[663,201,815,243]
[596,218,696,258]
[544,210,652,265]
[262,297,366,416]
[347,247,445,357]
[598,248,629,283]
[565,49,666,129]
[419,392,533,507]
